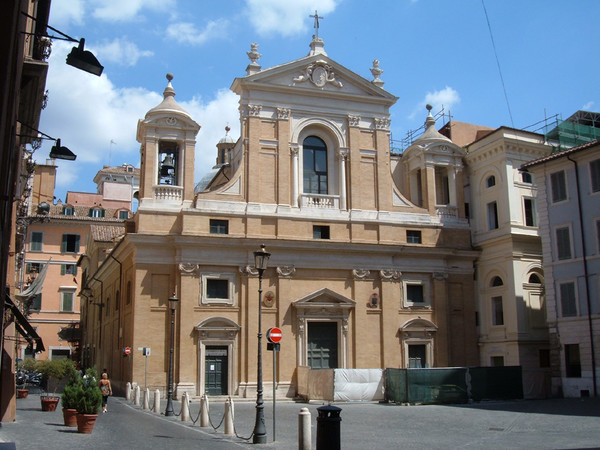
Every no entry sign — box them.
[266,327,282,344]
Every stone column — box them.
[338,148,349,210]
[291,144,299,207]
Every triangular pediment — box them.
[231,54,397,104]
[293,288,355,310]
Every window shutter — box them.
[61,235,67,252]
[75,235,80,253]
[61,265,66,275]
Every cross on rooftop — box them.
[310,10,323,38]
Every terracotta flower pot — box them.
[76,413,98,434]
[16,389,28,399]
[63,408,78,427]
[41,396,60,411]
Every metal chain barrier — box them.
[190,400,202,425]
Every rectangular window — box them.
[555,227,572,260]
[492,296,504,325]
[521,171,533,184]
[565,344,581,378]
[210,219,229,235]
[119,210,129,219]
[313,225,330,239]
[61,291,74,312]
[30,232,43,251]
[26,262,41,274]
[487,201,499,230]
[550,170,567,203]
[560,282,577,317]
[406,284,424,303]
[201,273,235,306]
[61,234,80,253]
[406,230,422,244]
[206,279,228,299]
[590,159,600,192]
[50,349,71,360]
[63,206,74,216]
[491,356,505,367]
[89,208,105,218]
[30,294,42,311]
[61,264,77,275]
[524,198,536,227]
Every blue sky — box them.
[37,0,599,203]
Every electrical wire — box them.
[482,0,514,127]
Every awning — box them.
[4,294,45,352]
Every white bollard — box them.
[298,407,311,450]
[143,388,150,410]
[224,397,234,436]
[200,394,210,428]
[125,382,131,401]
[134,385,140,406]
[181,392,190,422]
[153,389,161,413]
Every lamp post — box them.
[164,294,179,416]
[252,244,271,444]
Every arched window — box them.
[486,175,496,188]
[528,273,541,284]
[491,276,504,287]
[303,136,328,194]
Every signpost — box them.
[266,327,282,442]
[138,347,151,389]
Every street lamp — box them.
[252,244,271,444]
[164,294,179,416]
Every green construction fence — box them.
[385,366,523,404]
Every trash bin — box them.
[316,405,342,450]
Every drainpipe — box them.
[109,254,122,376]
[92,276,104,356]
[566,155,597,397]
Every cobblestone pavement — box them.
[1,392,599,449]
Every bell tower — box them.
[136,73,200,209]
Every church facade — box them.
[81,37,482,398]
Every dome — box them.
[145,73,192,119]
[218,126,235,144]
[414,104,452,144]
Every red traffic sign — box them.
[266,327,282,344]
[124,347,131,355]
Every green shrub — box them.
[37,359,76,394]
[61,369,83,409]
[18,358,38,372]
[76,368,102,415]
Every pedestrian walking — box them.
[99,371,112,413]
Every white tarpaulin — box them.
[333,369,384,402]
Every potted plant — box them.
[37,359,74,411]
[75,367,102,434]
[61,366,81,426]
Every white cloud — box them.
[38,42,161,192]
[245,0,339,37]
[166,20,230,46]
[92,0,176,22]
[581,101,595,111]
[95,38,154,66]
[38,42,240,195]
[410,86,460,119]
[182,90,241,182]
[48,0,86,26]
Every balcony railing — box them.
[435,205,458,218]
[154,185,183,202]
[301,193,340,209]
